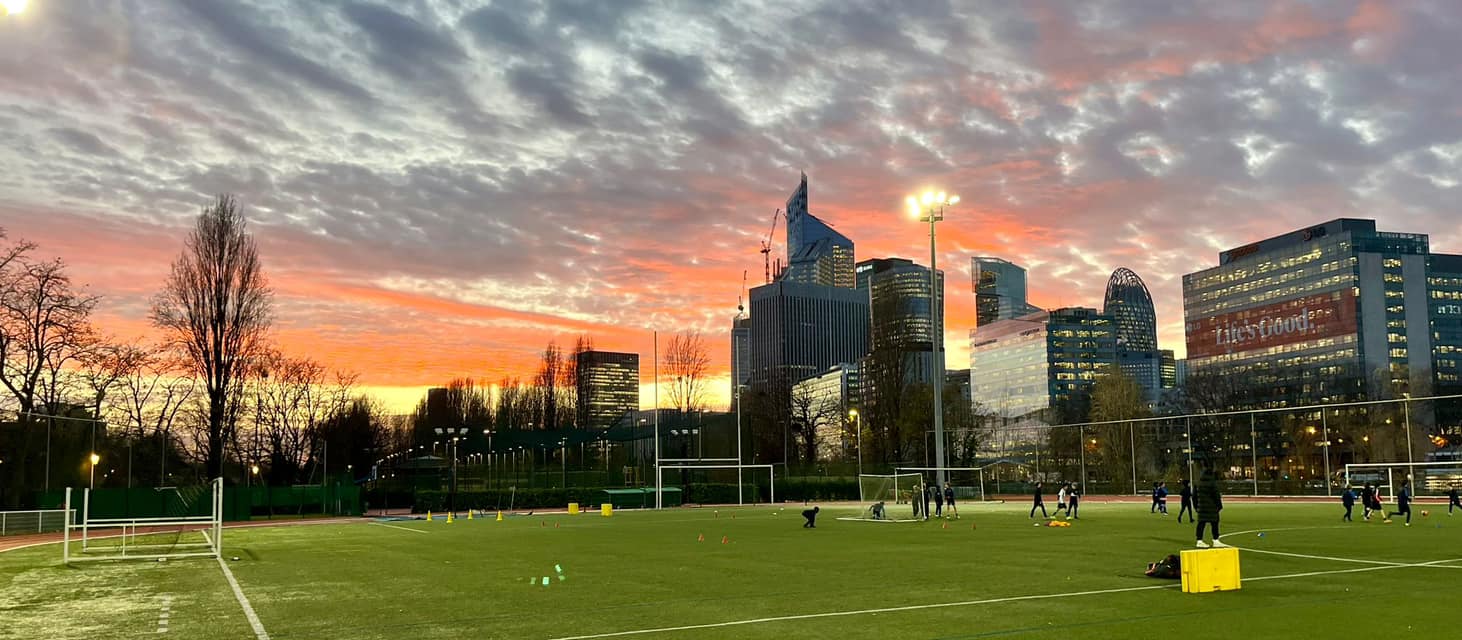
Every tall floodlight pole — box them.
[736,384,744,505]
[907,190,958,489]
[849,409,862,477]
[653,331,661,509]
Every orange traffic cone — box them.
[697,534,704,542]
[942,522,949,530]
[555,522,560,529]
[721,536,729,544]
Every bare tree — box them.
[790,381,840,463]
[664,331,710,415]
[253,353,354,484]
[110,345,195,485]
[535,342,566,430]
[151,195,273,479]
[0,257,99,415]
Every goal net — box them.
[1346,462,1462,501]
[63,478,223,564]
[858,473,922,504]
[653,464,775,507]
[897,467,994,503]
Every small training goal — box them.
[62,478,223,564]
[1344,462,1462,501]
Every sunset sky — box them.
[1,1,1458,414]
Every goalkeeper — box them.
[868,501,887,521]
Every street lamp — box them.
[849,409,862,477]
[435,427,469,515]
[89,453,100,490]
[907,189,958,488]
[560,437,568,487]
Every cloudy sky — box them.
[1,0,1459,412]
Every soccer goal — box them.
[1345,462,1462,500]
[896,467,998,502]
[858,473,922,504]
[62,478,223,564]
[654,464,775,507]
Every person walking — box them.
[1177,479,1195,523]
[1056,483,1070,516]
[911,482,924,520]
[1361,483,1377,520]
[933,482,944,518]
[1030,481,1048,518]
[1194,467,1224,548]
[1157,482,1170,515]
[1449,485,1460,516]
[943,482,958,519]
[1342,485,1357,522]
[1151,482,1161,514]
[1068,484,1082,519]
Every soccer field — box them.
[3,501,1459,639]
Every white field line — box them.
[1220,526,1462,568]
[369,522,429,534]
[202,532,270,640]
[543,557,1461,640]
[156,595,173,634]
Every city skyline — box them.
[2,1,1460,412]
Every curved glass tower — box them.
[1104,268,1157,351]
[1104,267,1161,396]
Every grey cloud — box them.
[48,128,121,157]
[178,0,375,103]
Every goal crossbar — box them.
[63,478,223,564]
[654,464,775,506]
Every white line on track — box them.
[369,522,429,534]
[1220,526,1462,568]
[156,595,173,634]
[543,557,1461,640]
[203,532,270,640]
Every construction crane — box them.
[737,270,747,318]
[760,208,781,284]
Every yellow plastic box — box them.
[1180,547,1241,593]
[601,503,613,517]
[568,502,580,515]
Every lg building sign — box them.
[1186,290,1357,359]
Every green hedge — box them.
[412,478,868,513]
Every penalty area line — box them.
[543,560,1462,640]
[202,532,270,640]
[370,522,429,534]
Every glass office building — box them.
[782,173,855,289]
[748,280,870,386]
[1104,268,1163,398]
[972,257,1040,327]
[971,308,1117,419]
[1183,218,1462,409]
[576,351,640,429]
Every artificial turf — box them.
[2,501,1459,639]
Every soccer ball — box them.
[1422,510,1430,517]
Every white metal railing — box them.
[0,509,72,536]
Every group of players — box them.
[910,481,958,520]
[1340,481,1462,526]
[1028,481,1083,519]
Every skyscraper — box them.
[781,173,855,289]
[730,316,751,406]
[856,257,945,385]
[972,257,1039,327]
[1104,268,1163,398]
[748,280,869,386]
[575,351,640,430]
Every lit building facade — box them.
[790,362,861,460]
[575,351,640,430]
[782,173,855,289]
[970,308,1117,418]
[1182,218,1462,409]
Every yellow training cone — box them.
[426,510,432,522]
[496,511,504,522]
[468,510,474,520]
[447,512,455,524]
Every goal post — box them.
[897,467,995,502]
[857,473,922,504]
[654,464,775,507]
[63,478,224,564]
